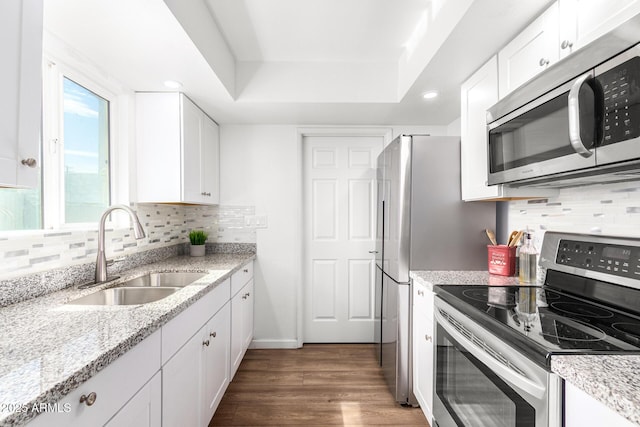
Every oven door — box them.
[433,298,562,427]
[487,71,601,185]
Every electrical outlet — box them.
[255,215,268,229]
[244,215,256,227]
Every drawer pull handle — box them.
[79,392,97,406]
[539,57,550,67]
[242,292,250,299]
[417,290,424,296]
[210,331,217,338]
[203,340,210,347]
[243,269,249,273]
[425,334,432,342]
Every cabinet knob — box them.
[417,290,424,296]
[203,339,210,347]
[21,158,37,168]
[210,331,217,338]
[539,57,550,67]
[79,392,97,406]
[243,269,249,273]
[425,334,432,342]
[561,40,573,50]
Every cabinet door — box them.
[461,56,499,201]
[181,95,204,204]
[242,280,254,350]
[230,289,244,378]
[565,381,635,427]
[162,328,204,427]
[412,283,434,422]
[202,303,230,423]
[0,0,42,187]
[498,2,559,98]
[201,116,220,204]
[559,0,640,58]
[105,372,161,427]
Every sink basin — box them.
[118,272,207,288]
[67,287,180,306]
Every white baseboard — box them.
[249,339,300,349]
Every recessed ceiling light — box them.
[163,80,183,89]
[422,91,438,100]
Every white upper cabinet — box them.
[498,2,560,98]
[461,56,556,201]
[135,92,219,205]
[0,0,43,188]
[559,0,640,58]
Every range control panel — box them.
[556,239,640,279]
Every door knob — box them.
[80,392,97,406]
[21,158,37,168]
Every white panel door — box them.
[303,135,383,342]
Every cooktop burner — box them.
[436,280,640,365]
[549,302,614,319]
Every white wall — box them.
[220,125,300,347]
[219,124,450,347]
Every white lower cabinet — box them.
[202,304,231,423]
[230,262,255,379]
[28,265,255,427]
[28,331,161,427]
[105,372,161,427]
[412,281,434,424]
[160,276,235,426]
[564,381,635,427]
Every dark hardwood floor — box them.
[209,344,429,426]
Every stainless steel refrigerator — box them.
[374,135,496,405]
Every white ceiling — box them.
[206,0,429,62]
[43,0,552,125]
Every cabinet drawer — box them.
[162,278,230,365]
[413,282,434,315]
[29,330,161,427]
[230,262,253,297]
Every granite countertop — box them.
[0,253,255,426]
[552,355,640,425]
[411,270,640,426]
[410,270,520,290]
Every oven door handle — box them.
[435,308,546,400]
[568,71,595,158]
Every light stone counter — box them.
[552,355,640,426]
[0,253,255,426]
[411,270,640,426]
[410,270,520,290]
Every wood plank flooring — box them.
[209,344,429,427]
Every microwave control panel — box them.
[556,239,640,279]
[597,56,640,146]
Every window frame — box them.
[42,56,121,230]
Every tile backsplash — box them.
[508,181,640,250]
[0,204,255,280]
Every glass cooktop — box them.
[436,280,640,366]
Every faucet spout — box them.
[95,205,146,283]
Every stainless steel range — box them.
[433,232,640,427]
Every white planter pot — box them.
[190,244,206,257]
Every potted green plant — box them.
[188,230,208,257]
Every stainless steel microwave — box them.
[486,39,640,187]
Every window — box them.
[62,77,111,223]
[0,59,116,232]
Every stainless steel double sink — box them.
[67,272,207,306]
